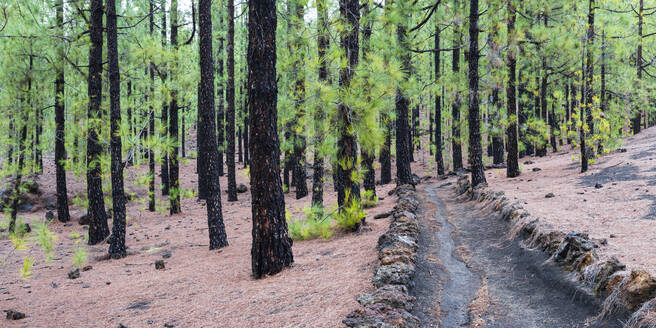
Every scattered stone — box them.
[45,196,57,211]
[524,160,535,165]
[119,323,129,328]
[5,310,26,320]
[161,250,173,259]
[155,260,165,270]
[610,234,617,238]
[164,324,175,328]
[22,285,30,289]
[618,148,627,153]
[374,212,392,220]
[236,184,248,193]
[545,193,555,198]
[50,282,58,288]
[532,167,542,172]
[595,183,603,189]
[343,303,419,328]
[411,174,421,186]
[68,269,80,280]
[45,211,55,221]
[438,182,453,188]
[78,214,90,226]
[82,265,93,272]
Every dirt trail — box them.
[411,182,626,328]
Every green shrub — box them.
[362,190,379,208]
[334,190,367,231]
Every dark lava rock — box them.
[545,193,555,198]
[78,214,89,225]
[553,231,595,265]
[82,265,93,272]
[617,148,627,153]
[45,211,55,221]
[374,212,392,220]
[357,285,415,312]
[161,250,172,259]
[155,260,165,270]
[595,183,603,189]
[411,174,421,186]
[68,269,80,280]
[532,167,542,172]
[5,310,26,320]
[524,160,535,165]
[343,303,419,328]
[237,184,248,193]
[45,196,57,211]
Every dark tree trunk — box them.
[361,1,375,197]
[126,81,134,166]
[87,0,110,245]
[312,0,329,206]
[107,0,127,259]
[581,0,595,173]
[435,17,445,175]
[169,0,181,214]
[379,114,392,184]
[467,0,486,187]
[216,9,225,177]
[336,0,362,207]
[506,3,520,178]
[248,0,293,278]
[633,0,643,135]
[238,127,243,163]
[226,0,238,201]
[9,113,27,234]
[395,11,413,186]
[292,1,308,200]
[199,0,228,249]
[160,0,170,196]
[55,0,71,223]
[451,20,463,171]
[492,89,504,164]
[148,0,156,212]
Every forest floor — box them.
[485,126,656,276]
[0,153,410,327]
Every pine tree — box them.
[226,0,238,202]
[248,0,293,279]
[467,0,486,188]
[54,0,71,223]
[87,0,110,245]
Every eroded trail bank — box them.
[412,183,624,328]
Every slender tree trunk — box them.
[217,8,225,177]
[169,0,181,214]
[312,0,329,206]
[492,89,504,164]
[160,0,170,196]
[87,0,110,245]
[633,0,643,135]
[468,0,486,187]
[248,0,293,278]
[291,0,309,200]
[226,0,238,201]
[395,3,413,186]
[107,0,127,259]
[199,0,228,249]
[55,0,71,222]
[581,0,594,173]
[435,16,445,175]
[506,3,520,178]
[379,115,392,184]
[336,0,362,207]
[451,13,463,171]
[361,1,375,197]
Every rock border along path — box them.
[456,176,656,327]
[343,185,421,328]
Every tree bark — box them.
[55,0,71,222]
[248,0,294,278]
[451,9,463,171]
[87,0,110,245]
[160,0,170,197]
[395,2,413,186]
[226,0,238,201]
[199,0,228,249]
[169,0,181,214]
[312,0,329,206]
[336,0,362,206]
[506,3,520,178]
[107,0,127,259]
[434,16,445,175]
[468,0,486,187]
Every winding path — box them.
[411,182,625,328]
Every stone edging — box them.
[343,184,421,328]
[456,176,656,327]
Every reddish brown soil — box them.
[0,153,407,327]
[486,127,656,276]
